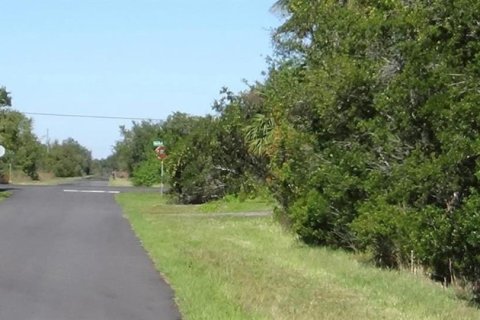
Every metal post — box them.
[160,160,164,196]
[8,162,12,184]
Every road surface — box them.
[0,180,181,320]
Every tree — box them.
[112,121,163,175]
[47,138,92,177]
[168,115,223,203]
[90,156,116,178]
[0,87,11,108]
[167,87,270,204]
[0,95,42,180]
[258,0,480,297]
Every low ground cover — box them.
[0,191,10,202]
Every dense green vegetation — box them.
[118,192,480,319]
[109,0,480,301]
[0,87,93,181]
[0,190,10,202]
[261,0,480,298]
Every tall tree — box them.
[0,88,42,180]
[112,121,163,174]
[0,87,11,108]
[47,138,92,177]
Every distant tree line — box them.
[110,89,268,201]
[0,87,93,180]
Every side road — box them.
[0,183,181,320]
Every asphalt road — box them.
[0,180,181,320]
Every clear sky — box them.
[0,0,281,159]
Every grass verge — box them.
[199,194,273,213]
[9,171,86,186]
[108,177,164,188]
[117,193,480,320]
[108,177,134,187]
[0,191,10,202]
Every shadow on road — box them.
[0,185,17,192]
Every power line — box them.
[22,111,163,122]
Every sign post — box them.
[153,141,167,196]
[160,159,164,196]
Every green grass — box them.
[10,171,87,186]
[108,177,166,188]
[0,191,10,202]
[108,177,134,187]
[199,194,273,213]
[21,176,85,186]
[116,193,480,320]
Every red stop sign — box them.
[155,146,167,160]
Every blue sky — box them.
[1,0,281,158]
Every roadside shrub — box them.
[288,190,334,246]
[453,193,480,294]
[170,145,226,204]
[352,198,415,268]
[415,193,480,292]
[131,157,162,187]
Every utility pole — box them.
[46,129,50,153]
